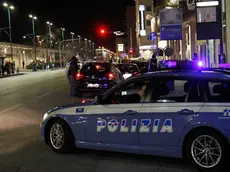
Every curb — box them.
[0,73,25,79]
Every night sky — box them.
[0,0,135,51]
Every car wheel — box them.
[75,88,83,98]
[48,119,75,153]
[185,129,228,172]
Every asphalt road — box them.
[0,70,198,172]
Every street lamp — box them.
[78,35,81,56]
[88,40,91,57]
[46,21,53,61]
[84,38,87,59]
[92,42,95,57]
[29,14,37,61]
[60,28,65,67]
[3,2,14,60]
[61,28,65,41]
[71,32,74,52]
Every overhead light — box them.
[196,1,219,7]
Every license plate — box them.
[87,83,99,88]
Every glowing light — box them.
[198,61,203,67]
[196,1,219,7]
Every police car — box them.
[41,67,230,172]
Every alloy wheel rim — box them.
[50,123,64,149]
[191,135,222,169]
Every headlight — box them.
[43,113,49,120]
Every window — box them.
[81,63,110,74]
[146,6,152,12]
[106,79,151,104]
[149,79,203,103]
[146,20,151,26]
[204,81,230,102]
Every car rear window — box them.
[81,63,110,74]
[117,64,138,73]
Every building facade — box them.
[0,42,62,68]
[134,0,227,67]
[135,0,155,59]
[126,5,138,57]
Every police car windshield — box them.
[81,63,110,74]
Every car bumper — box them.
[76,81,116,91]
[40,122,46,144]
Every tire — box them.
[47,119,75,153]
[185,129,229,172]
[75,88,83,98]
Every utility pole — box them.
[130,28,133,58]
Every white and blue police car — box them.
[41,67,230,172]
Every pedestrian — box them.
[67,56,80,97]
[22,60,25,69]
[148,53,157,72]
[192,53,199,61]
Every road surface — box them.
[0,70,198,172]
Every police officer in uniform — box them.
[148,53,157,72]
[68,56,79,96]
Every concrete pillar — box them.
[190,18,197,59]
[181,25,187,60]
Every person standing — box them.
[148,53,157,72]
[68,56,80,97]
[22,60,25,69]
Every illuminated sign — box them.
[139,5,146,36]
[118,44,124,52]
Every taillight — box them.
[134,72,138,75]
[106,72,114,80]
[76,72,84,80]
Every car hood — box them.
[46,98,97,115]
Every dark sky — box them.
[0,0,135,51]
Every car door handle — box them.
[178,109,194,115]
[123,110,138,115]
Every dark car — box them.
[117,63,140,79]
[76,62,123,93]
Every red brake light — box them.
[107,72,114,80]
[134,72,138,75]
[76,72,84,80]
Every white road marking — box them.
[36,92,50,99]
[0,103,24,115]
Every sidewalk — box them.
[0,68,64,79]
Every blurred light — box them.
[33,16,37,20]
[3,3,8,7]
[78,35,81,38]
[29,14,33,18]
[9,5,14,9]
[71,32,74,35]
[46,21,50,24]
[23,36,26,39]
[219,63,230,69]
[198,61,203,67]
[196,1,219,7]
